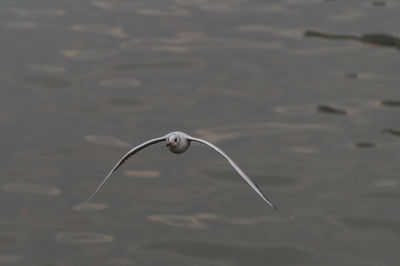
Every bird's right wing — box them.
[188,136,277,210]
[85,136,166,205]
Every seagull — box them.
[86,131,277,209]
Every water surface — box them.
[1,0,400,265]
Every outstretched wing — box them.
[188,136,277,210]
[86,136,165,205]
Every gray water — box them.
[1,0,400,265]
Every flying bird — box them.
[86,131,276,209]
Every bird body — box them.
[86,131,277,210]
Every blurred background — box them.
[1,0,400,265]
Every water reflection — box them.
[3,183,61,196]
[381,100,400,107]
[329,9,366,22]
[317,105,347,115]
[370,180,399,188]
[363,192,400,200]
[196,122,336,143]
[72,202,108,212]
[148,214,208,229]
[0,255,23,264]
[84,134,131,148]
[55,232,114,244]
[342,217,400,236]
[382,128,400,137]
[28,64,65,74]
[91,1,190,17]
[20,75,70,90]
[120,32,281,54]
[6,21,35,29]
[204,169,301,188]
[148,213,279,229]
[344,72,358,79]
[354,142,376,148]
[106,258,137,266]
[71,24,128,38]
[99,78,141,88]
[135,7,190,17]
[288,146,319,154]
[0,235,16,247]
[61,49,116,61]
[107,97,142,107]
[237,25,303,39]
[372,0,386,6]
[110,58,204,72]
[6,7,65,17]
[335,71,381,80]
[174,0,238,12]
[144,240,318,266]
[304,30,400,49]
[275,99,380,123]
[123,169,160,178]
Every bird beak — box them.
[166,142,172,147]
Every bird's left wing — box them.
[85,136,166,205]
[188,136,277,210]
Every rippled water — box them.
[1,0,400,265]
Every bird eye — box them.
[174,138,178,142]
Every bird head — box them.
[166,133,181,147]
